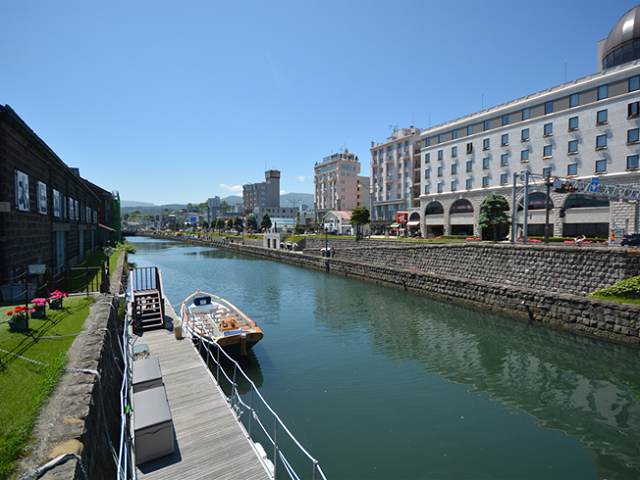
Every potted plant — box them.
[30,298,49,319]
[7,305,34,332]
[49,290,69,310]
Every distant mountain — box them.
[121,200,156,208]
[280,192,314,209]
[221,195,242,205]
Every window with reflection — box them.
[596,160,606,173]
[521,128,529,141]
[501,153,508,165]
[466,178,472,189]
[482,176,489,187]
[545,101,553,114]
[543,145,552,158]
[628,155,639,169]
[426,201,444,215]
[568,140,578,154]
[483,157,490,169]
[483,138,490,150]
[517,192,553,210]
[500,173,508,184]
[452,146,458,157]
[567,164,578,176]
[450,199,473,214]
[452,129,458,139]
[597,109,608,124]
[466,160,473,171]
[630,76,640,92]
[596,134,607,149]
[522,108,530,120]
[521,150,529,162]
[628,128,639,144]
[598,85,608,100]
[502,114,509,126]
[570,93,579,107]
[501,134,508,145]
[564,194,609,208]
[484,120,490,131]
[568,117,578,130]
[544,123,553,136]
[467,125,473,135]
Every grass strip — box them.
[0,295,93,479]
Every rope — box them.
[18,453,88,480]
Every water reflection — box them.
[351,293,640,479]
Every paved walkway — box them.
[134,300,271,480]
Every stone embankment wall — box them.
[303,238,640,296]
[147,233,640,346]
[18,256,125,480]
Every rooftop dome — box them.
[602,5,640,69]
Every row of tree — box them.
[171,213,275,233]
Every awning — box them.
[99,223,116,232]
[407,221,420,226]
[389,223,400,228]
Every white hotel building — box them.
[418,6,640,239]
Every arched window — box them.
[517,192,553,210]
[564,194,609,209]
[450,199,473,214]
[425,202,444,215]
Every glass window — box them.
[424,185,430,194]
[630,76,640,92]
[501,153,508,165]
[542,167,551,177]
[438,150,443,160]
[567,164,578,176]
[543,145,553,158]
[544,123,553,136]
[425,153,430,162]
[437,183,443,193]
[451,164,457,174]
[628,128,639,143]
[482,176,490,187]
[628,155,639,169]
[545,101,553,114]
[452,146,458,157]
[502,114,509,126]
[467,125,473,135]
[500,173,508,184]
[522,108,530,120]
[598,85,608,100]
[501,134,508,145]
[425,168,430,179]
[521,150,529,162]
[570,93,579,107]
[629,102,640,117]
[438,133,444,143]
[568,140,578,153]
[426,138,431,147]
[597,109,608,124]
[452,129,458,139]
[596,134,607,149]
[483,157,490,169]
[596,160,607,173]
[521,128,529,141]
[483,138,490,150]
[466,178,472,189]
[484,120,490,131]
[437,166,443,176]
[466,160,473,171]
[568,117,579,130]
[451,180,457,191]
[466,142,473,153]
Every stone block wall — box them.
[303,238,640,296]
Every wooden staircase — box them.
[130,267,166,332]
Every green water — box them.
[129,237,640,480]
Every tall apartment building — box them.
[369,127,422,229]
[314,149,368,224]
[418,5,640,239]
[242,170,297,220]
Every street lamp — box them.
[324,225,329,257]
[358,181,374,237]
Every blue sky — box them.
[2,0,638,205]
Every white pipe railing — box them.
[197,336,328,480]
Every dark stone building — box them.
[0,104,108,297]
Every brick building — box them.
[0,104,104,294]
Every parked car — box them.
[621,233,640,246]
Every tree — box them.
[226,218,234,230]
[260,213,272,230]
[247,215,258,231]
[201,220,209,231]
[478,194,510,241]
[350,206,370,238]
[234,216,245,232]
[216,218,225,231]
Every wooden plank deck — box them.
[134,299,271,480]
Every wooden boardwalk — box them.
[134,300,271,480]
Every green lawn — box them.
[0,295,94,479]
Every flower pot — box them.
[49,300,63,310]
[31,308,45,319]
[9,317,28,332]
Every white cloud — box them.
[220,184,242,192]
[296,175,307,182]
[280,190,287,195]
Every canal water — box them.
[128,237,640,480]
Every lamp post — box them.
[358,181,374,237]
[324,226,329,257]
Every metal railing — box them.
[197,337,328,480]
[129,267,165,327]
